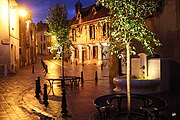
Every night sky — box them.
[16,0,97,24]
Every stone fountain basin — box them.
[113,76,160,94]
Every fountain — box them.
[113,53,170,94]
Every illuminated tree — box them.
[46,4,71,117]
[46,4,71,59]
[97,0,161,119]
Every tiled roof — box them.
[71,4,109,24]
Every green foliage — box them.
[46,4,72,58]
[97,0,161,57]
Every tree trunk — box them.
[126,42,131,119]
[109,53,119,82]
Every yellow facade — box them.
[0,0,20,75]
[69,2,110,66]
[0,0,37,75]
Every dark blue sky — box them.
[16,0,96,24]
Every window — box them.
[103,23,106,36]
[75,48,79,58]
[103,23,110,37]
[43,43,46,50]
[30,30,33,40]
[41,44,42,53]
[93,46,98,59]
[44,35,46,41]
[89,25,95,39]
[107,23,110,37]
[72,29,76,42]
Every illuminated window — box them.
[93,46,98,59]
[75,48,79,58]
[89,25,95,39]
[26,20,31,30]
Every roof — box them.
[71,4,109,24]
[36,21,48,31]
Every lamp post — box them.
[61,44,68,118]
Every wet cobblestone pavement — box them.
[0,55,111,120]
[0,55,180,120]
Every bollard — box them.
[43,84,49,107]
[81,71,84,84]
[95,71,98,83]
[32,65,34,73]
[76,61,77,65]
[101,64,103,70]
[35,77,41,99]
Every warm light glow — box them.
[78,44,82,47]
[147,59,160,80]
[101,42,108,46]
[88,44,92,46]
[1,2,8,16]
[26,20,31,29]
[19,9,27,17]
[0,1,8,28]
[96,43,100,46]
[47,47,51,49]
[10,8,16,29]
[51,36,56,38]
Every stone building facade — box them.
[69,1,110,66]
[36,21,54,55]
[70,0,180,83]
[0,0,19,75]
[0,0,37,75]
[19,10,37,67]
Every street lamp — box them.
[61,44,68,118]
[19,8,27,17]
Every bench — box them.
[93,94,116,120]
[46,75,80,94]
[106,94,153,119]
[41,59,81,94]
[93,94,166,120]
[46,75,81,87]
[140,96,167,120]
[43,64,80,86]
